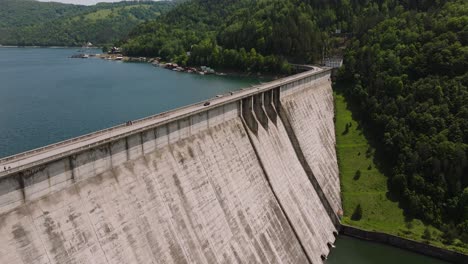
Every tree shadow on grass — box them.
[333,80,403,206]
[333,81,394,178]
[342,127,350,135]
[333,81,438,230]
[385,191,399,203]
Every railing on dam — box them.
[0,67,332,178]
[0,66,339,264]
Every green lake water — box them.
[326,236,450,264]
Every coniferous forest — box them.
[0,0,175,46]
[340,0,467,243]
[122,0,365,73]
[0,0,466,251]
[121,0,468,246]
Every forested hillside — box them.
[122,0,449,73]
[0,0,175,46]
[122,0,468,247]
[0,0,85,28]
[340,0,467,244]
[122,0,388,73]
[123,0,468,242]
[2,0,466,249]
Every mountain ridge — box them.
[0,0,176,46]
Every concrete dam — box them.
[0,68,342,264]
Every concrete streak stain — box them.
[0,70,338,264]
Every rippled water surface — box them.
[0,47,261,158]
[0,48,456,263]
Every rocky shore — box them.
[94,54,227,76]
[69,53,281,79]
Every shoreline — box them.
[340,224,468,263]
[92,53,284,80]
[0,45,91,49]
[0,45,290,79]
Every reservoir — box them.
[326,236,449,264]
[0,48,454,264]
[0,47,261,158]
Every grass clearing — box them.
[334,90,468,254]
[84,9,113,20]
[73,5,153,21]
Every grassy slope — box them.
[334,89,468,254]
[82,9,113,20]
[81,5,154,21]
[0,1,173,46]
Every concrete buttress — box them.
[0,68,340,264]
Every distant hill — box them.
[0,0,176,46]
[0,0,86,28]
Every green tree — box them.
[422,228,432,241]
[354,169,361,180]
[351,204,363,221]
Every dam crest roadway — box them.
[0,67,342,264]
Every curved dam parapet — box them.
[0,68,340,264]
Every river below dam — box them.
[0,47,451,264]
[327,236,449,264]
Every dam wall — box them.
[0,68,340,264]
[244,95,336,263]
[280,77,342,215]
